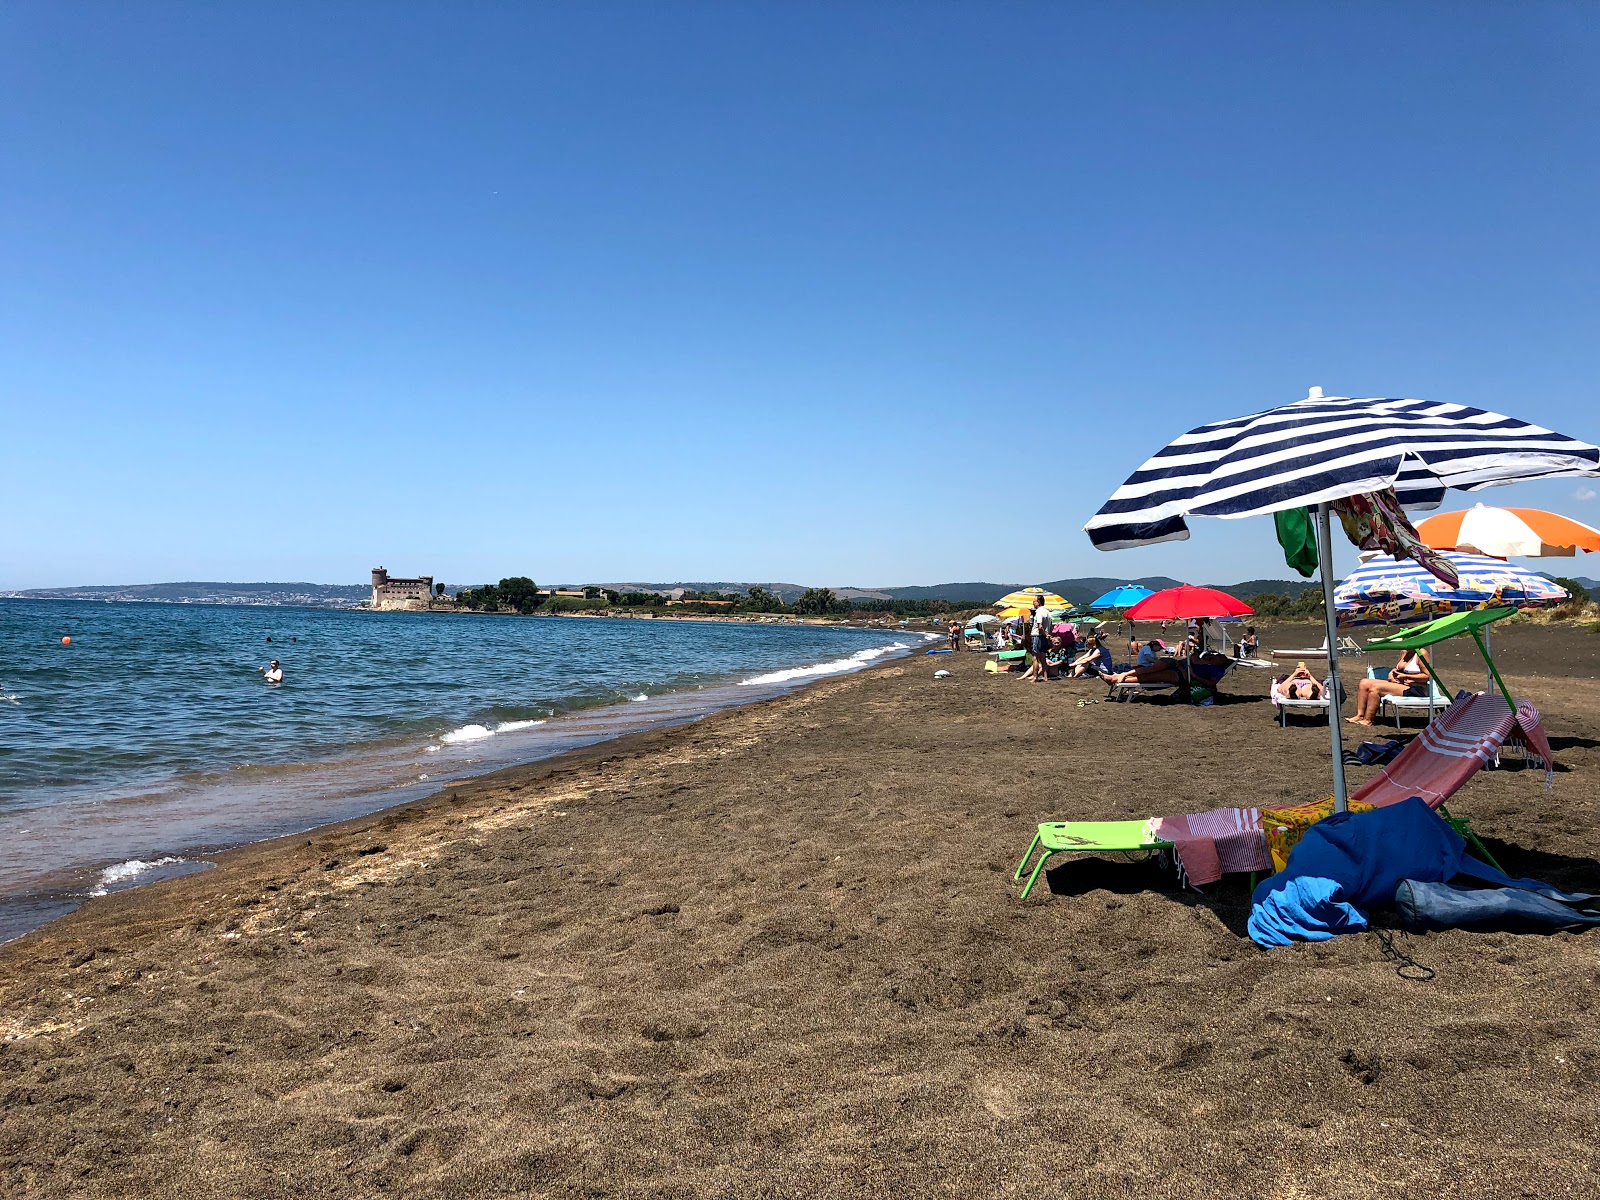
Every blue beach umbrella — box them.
[1084,386,1600,811]
[1088,584,1155,609]
[1334,551,1568,627]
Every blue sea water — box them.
[0,599,924,940]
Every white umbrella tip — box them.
[1306,386,1324,400]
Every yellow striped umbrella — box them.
[994,587,1068,609]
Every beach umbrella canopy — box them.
[1334,551,1568,627]
[994,587,1069,609]
[1124,584,1253,621]
[1084,387,1600,812]
[1088,584,1155,609]
[1414,504,1600,559]
[1084,391,1599,550]
[965,613,999,625]
[996,606,1030,619]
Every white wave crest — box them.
[440,723,495,744]
[631,694,648,702]
[89,856,184,897]
[439,717,547,746]
[495,718,546,733]
[738,642,909,687]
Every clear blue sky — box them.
[4,2,1598,590]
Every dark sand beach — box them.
[3,622,1599,1198]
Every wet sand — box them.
[3,622,1599,1198]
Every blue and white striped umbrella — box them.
[1084,391,1600,550]
[1334,551,1569,627]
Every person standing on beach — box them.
[1019,596,1052,682]
[948,621,961,652]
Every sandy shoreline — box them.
[3,623,1599,1198]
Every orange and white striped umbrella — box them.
[1414,503,1600,559]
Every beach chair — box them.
[1270,636,1364,661]
[985,649,1030,674]
[1367,666,1451,727]
[1270,675,1334,726]
[1015,694,1552,898]
[1013,820,1172,900]
[1104,680,1177,702]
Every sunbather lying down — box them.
[1099,650,1232,688]
[1280,662,1323,700]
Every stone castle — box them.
[370,567,435,611]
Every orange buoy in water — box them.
[61,636,71,645]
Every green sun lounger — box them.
[1013,820,1173,900]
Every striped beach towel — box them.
[1351,693,1555,811]
[1150,807,1273,886]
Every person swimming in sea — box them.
[259,660,283,684]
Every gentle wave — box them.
[438,717,547,746]
[738,641,913,687]
[89,856,185,896]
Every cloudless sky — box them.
[4,2,1598,590]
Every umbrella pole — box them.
[1316,503,1350,812]
[1469,628,1518,712]
[1484,625,1494,695]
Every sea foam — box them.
[89,856,185,897]
[438,718,547,746]
[738,642,910,687]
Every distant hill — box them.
[4,574,1338,610]
[1,581,371,608]
[599,581,816,602]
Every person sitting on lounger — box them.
[1238,627,1259,659]
[1099,641,1183,686]
[1348,647,1430,726]
[1281,661,1322,700]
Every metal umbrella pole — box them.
[1316,502,1349,812]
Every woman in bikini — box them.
[1280,661,1322,700]
[1348,647,1430,726]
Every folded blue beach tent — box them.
[1248,798,1534,947]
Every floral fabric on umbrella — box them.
[1330,488,1459,588]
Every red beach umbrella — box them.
[1123,584,1253,621]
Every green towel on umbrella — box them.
[1275,507,1318,578]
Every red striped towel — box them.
[1150,807,1272,886]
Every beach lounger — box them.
[1104,680,1177,702]
[1016,695,1555,898]
[1013,820,1172,900]
[985,649,1030,674]
[1270,636,1364,661]
[1368,666,1451,727]
[1270,675,1334,726]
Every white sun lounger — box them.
[1105,681,1177,702]
[1271,675,1334,726]
[1368,666,1452,727]
[1269,636,1364,661]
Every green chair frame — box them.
[1013,820,1174,900]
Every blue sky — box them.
[3,2,1598,590]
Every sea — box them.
[0,599,929,942]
